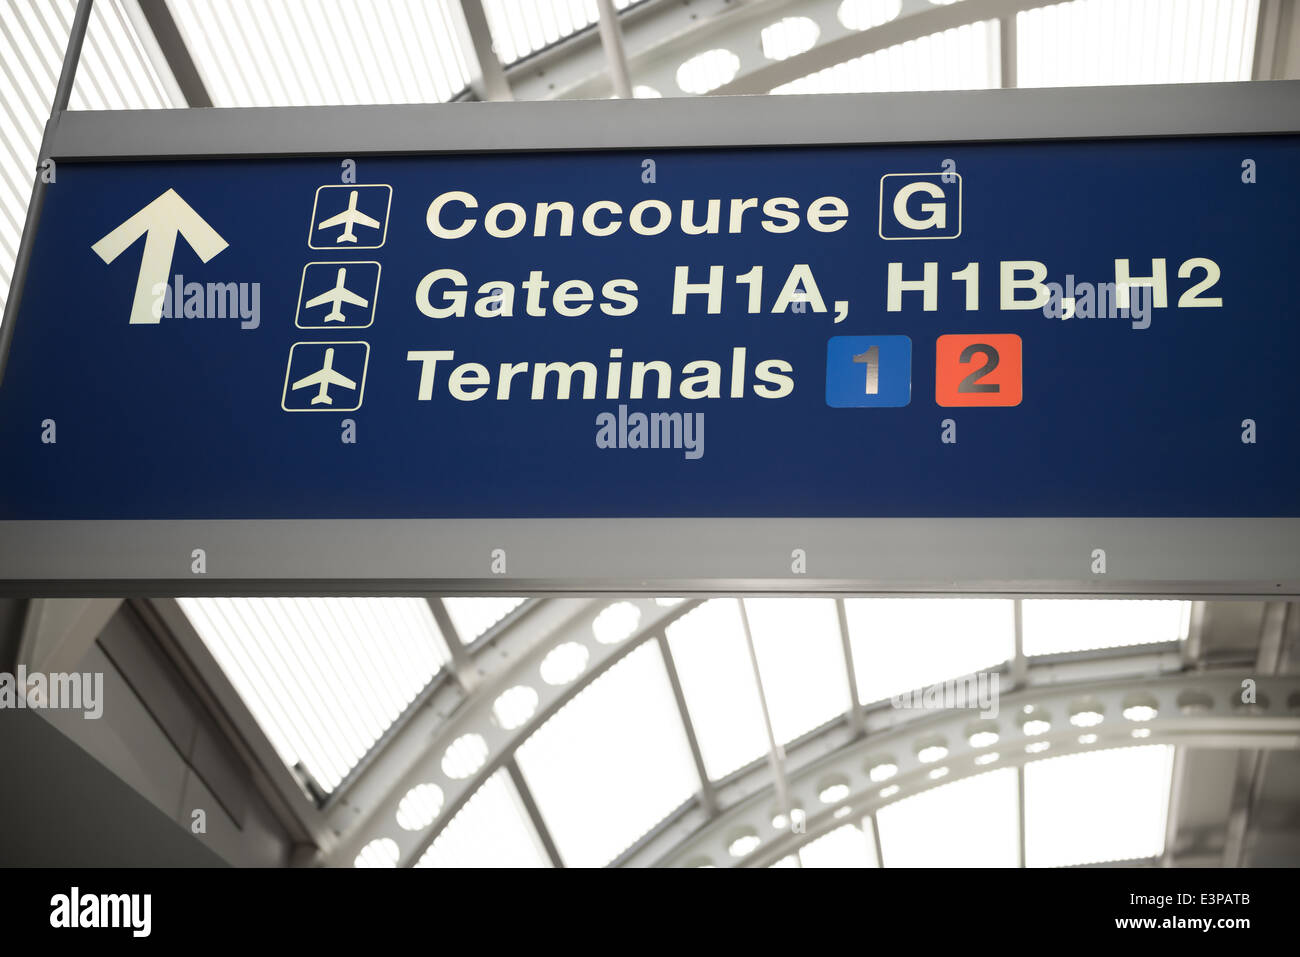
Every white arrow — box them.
[92,188,228,324]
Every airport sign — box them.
[0,85,1298,593]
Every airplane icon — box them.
[317,190,381,243]
[305,267,369,323]
[291,347,358,406]
[308,184,391,250]
[296,261,380,328]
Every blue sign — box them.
[1,136,1298,520]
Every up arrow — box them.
[92,188,229,324]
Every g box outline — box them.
[879,173,962,240]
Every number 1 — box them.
[853,346,879,395]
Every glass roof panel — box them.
[1025,744,1174,866]
[799,818,880,867]
[482,0,636,65]
[847,598,1015,706]
[666,600,770,780]
[1022,599,1191,655]
[745,598,851,746]
[416,769,550,867]
[876,766,1019,866]
[772,19,1000,94]
[515,640,699,866]
[1018,0,1258,88]
[178,597,449,793]
[167,0,472,106]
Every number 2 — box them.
[935,333,1021,407]
[957,343,999,393]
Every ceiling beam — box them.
[835,599,866,737]
[657,632,719,816]
[455,0,513,101]
[133,0,212,107]
[505,757,565,867]
[1000,13,1017,88]
[596,0,633,98]
[1254,0,1300,80]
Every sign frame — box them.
[3,82,1299,596]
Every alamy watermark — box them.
[595,405,704,460]
[151,273,261,329]
[50,888,150,937]
[0,666,103,719]
[891,671,999,719]
[1042,276,1153,329]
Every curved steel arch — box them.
[324,596,704,867]
[642,670,1300,867]
[518,0,1054,100]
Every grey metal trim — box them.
[37,81,1300,161]
[2,518,1299,596]
[135,0,212,107]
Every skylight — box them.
[443,597,527,644]
[772,20,1000,94]
[847,598,1015,706]
[665,600,770,780]
[1017,0,1259,87]
[482,0,637,65]
[167,0,472,106]
[744,598,851,745]
[1024,745,1174,866]
[0,0,173,326]
[1022,600,1190,655]
[416,769,550,867]
[799,819,880,867]
[515,641,699,867]
[876,766,1019,866]
[178,597,450,793]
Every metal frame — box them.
[3,82,1300,594]
[320,597,702,867]
[650,670,1300,868]
[3,517,1300,596]
[0,0,92,383]
[285,589,1297,868]
[133,0,211,107]
[26,80,1300,160]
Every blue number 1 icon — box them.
[825,335,912,408]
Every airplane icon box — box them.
[296,261,381,329]
[281,341,370,412]
[308,184,392,250]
